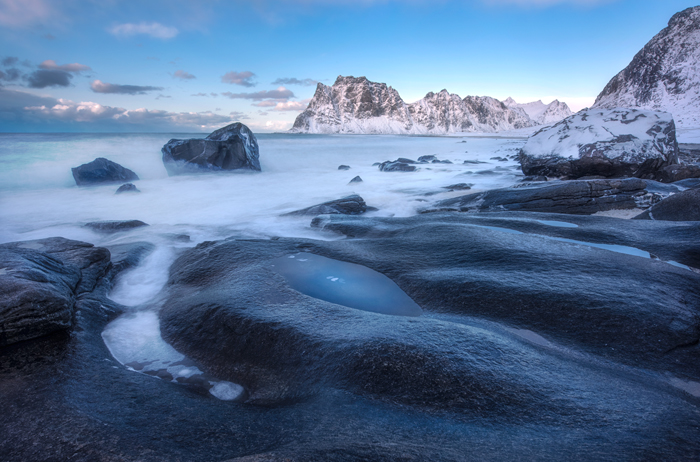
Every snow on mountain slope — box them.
[503,97,573,125]
[291,76,535,134]
[592,6,700,128]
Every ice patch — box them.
[272,253,422,317]
[209,381,245,401]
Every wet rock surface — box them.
[115,183,140,194]
[84,220,149,233]
[284,194,368,216]
[634,187,700,221]
[162,122,261,175]
[2,213,700,460]
[71,158,139,186]
[425,178,676,215]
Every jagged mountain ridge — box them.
[592,6,700,128]
[503,97,573,125]
[291,76,560,134]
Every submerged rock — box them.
[162,122,261,175]
[115,183,140,194]
[71,157,139,186]
[378,159,417,172]
[633,188,700,221]
[348,175,363,184]
[284,195,368,216]
[519,108,679,180]
[84,220,149,233]
[337,165,351,170]
[426,178,668,215]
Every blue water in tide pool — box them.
[271,253,423,317]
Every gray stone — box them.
[284,194,368,216]
[162,122,261,175]
[71,157,139,186]
[115,183,140,194]
[83,220,148,234]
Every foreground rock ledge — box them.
[162,122,261,175]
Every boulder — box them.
[633,188,700,221]
[442,183,472,191]
[417,155,437,163]
[71,158,139,186]
[348,176,363,184]
[115,183,140,194]
[0,238,110,346]
[337,165,350,170]
[425,178,668,215]
[519,108,679,180]
[83,220,148,233]
[162,122,261,175]
[378,160,417,172]
[283,194,368,216]
[654,163,700,182]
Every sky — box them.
[0,0,698,133]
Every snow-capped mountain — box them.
[503,97,573,125]
[592,6,700,128]
[291,76,535,134]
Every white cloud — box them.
[271,99,310,111]
[222,86,295,101]
[22,98,238,129]
[109,22,179,40]
[0,0,56,28]
[481,0,613,5]
[39,60,91,73]
[173,70,196,80]
[221,71,256,87]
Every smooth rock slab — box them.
[0,238,110,346]
[633,188,700,221]
[519,108,679,179]
[162,122,261,175]
[426,178,663,215]
[71,157,139,186]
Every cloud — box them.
[251,100,281,107]
[26,70,72,88]
[91,80,163,95]
[43,33,56,40]
[0,68,21,81]
[271,77,319,86]
[109,22,179,39]
[229,111,248,120]
[271,100,310,111]
[173,70,196,80]
[0,0,57,28]
[221,71,256,87]
[222,86,294,101]
[2,56,18,67]
[156,94,171,99]
[39,60,91,73]
[147,56,160,61]
[191,92,209,97]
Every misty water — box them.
[0,132,529,393]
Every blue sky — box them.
[0,0,698,132]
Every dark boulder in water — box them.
[71,157,139,186]
[115,183,140,194]
[0,238,110,346]
[425,178,671,215]
[337,165,350,170]
[348,175,363,184]
[83,220,148,233]
[284,194,368,216]
[378,160,417,172]
[633,188,700,221]
[442,183,472,191]
[418,155,437,163]
[161,122,261,175]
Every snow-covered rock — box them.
[503,98,573,125]
[519,108,679,179]
[291,76,534,134]
[592,6,700,128]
